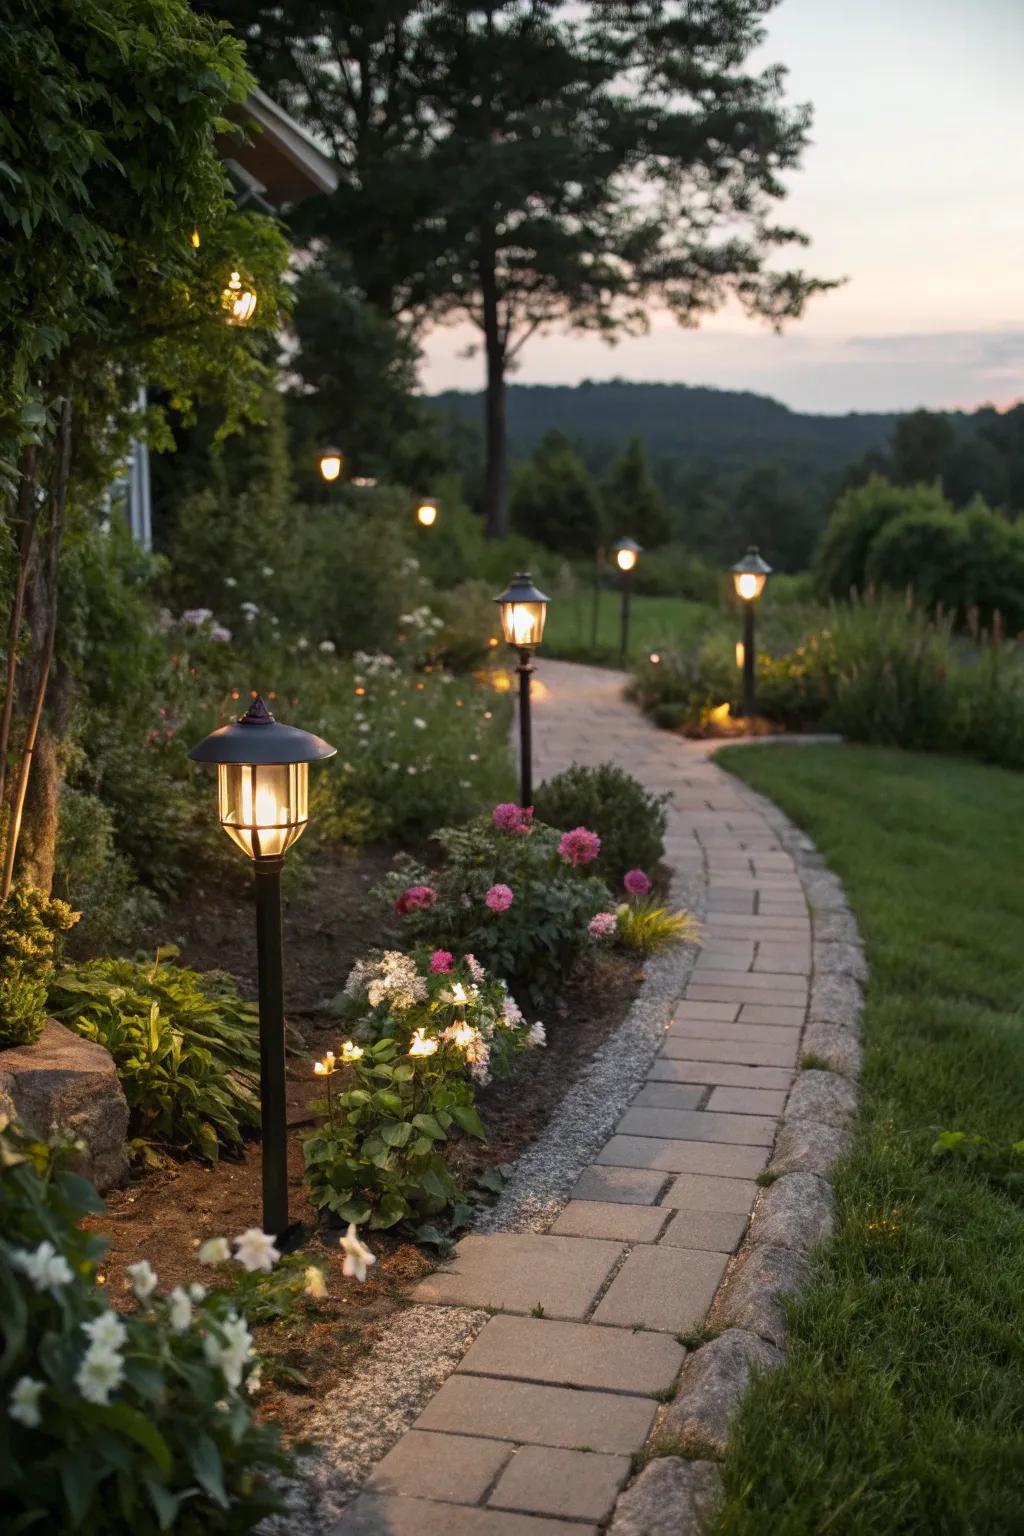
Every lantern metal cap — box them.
[611,536,642,555]
[188,695,336,766]
[732,546,772,576]
[320,446,342,458]
[493,572,550,607]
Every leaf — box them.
[381,1120,413,1148]
[188,1432,229,1507]
[144,1480,181,1531]
[412,1113,446,1140]
[93,1401,173,1477]
[451,1104,487,1140]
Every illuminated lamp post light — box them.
[222,271,258,325]
[612,537,641,665]
[495,572,549,807]
[319,447,343,484]
[416,497,439,528]
[731,545,772,718]
[188,697,335,1237]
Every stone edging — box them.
[609,780,865,1535]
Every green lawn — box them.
[713,744,1024,1535]
[542,591,717,665]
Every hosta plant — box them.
[304,949,542,1230]
[49,948,259,1161]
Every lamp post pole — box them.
[619,569,632,666]
[742,599,756,719]
[253,855,288,1237]
[516,649,534,806]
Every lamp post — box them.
[416,497,439,528]
[318,447,343,484]
[188,697,335,1237]
[731,546,772,718]
[495,572,549,807]
[612,538,641,665]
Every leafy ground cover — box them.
[715,743,1024,1534]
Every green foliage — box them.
[49,951,259,1161]
[614,898,700,955]
[715,744,1024,1533]
[0,1121,287,1534]
[533,763,668,886]
[603,437,671,550]
[305,951,535,1230]
[815,476,949,600]
[381,814,612,1009]
[932,1129,1024,1203]
[0,887,79,1048]
[511,431,606,555]
[53,787,162,957]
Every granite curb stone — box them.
[661,1328,783,1457]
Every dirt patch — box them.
[88,844,643,1444]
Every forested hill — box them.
[430,380,903,480]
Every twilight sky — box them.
[418,0,1024,414]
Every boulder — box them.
[769,1117,852,1179]
[750,1173,835,1254]
[610,1457,723,1536]
[663,1330,782,1458]
[0,1020,128,1190]
[710,1244,810,1348]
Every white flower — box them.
[240,600,259,616]
[198,1237,231,1266]
[246,1363,263,1396]
[9,1376,44,1428]
[501,995,524,1028]
[413,717,427,729]
[126,1260,158,1300]
[188,1282,208,1303]
[358,720,371,733]
[528,1021,547,1048]
[304,1265,327,1300]
[181,607,212,625]
[339,1224,376,1283]
[168,1286,193,1332]
[319,639,336,654]
[210,625,232,644]
[83,1311,127,1349]
[468,753,479,762]
[297,637,309,650]
[407,765,417,775]
[340,1040,363,1062]
[233,1228,280,1273]
[75,1342,125,1406]
[224,576,238,588]
[204,1312,253,1390]
[465,954,486,984]
[13,1240,73,1295]
[261,565,274,577]
[408,1027,438,1058]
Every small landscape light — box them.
[416,497,439,527]
[495,572,550,805]
[222,271,257,325]
[731,546,772,717]
[319,447,343,483]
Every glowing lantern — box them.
[731,546,772,603]
[495,572,549,650]
[222,271,258,325]
[416,498,439,527]
[319,448,343,483]
[612,537,641,573]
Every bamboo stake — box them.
[0,443,40,813]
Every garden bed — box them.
[85,841,644,1445]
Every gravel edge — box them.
[608,772,865,1535]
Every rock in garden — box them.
[809,971,863,1029]
[769,1118,851,1179]
[786,1069,857,1127]
[801,1020,863,1079]
[711,1244,811,1348]
[0,1019,128,1190]
[750,1173,834,1254]
[609,1456,723,1536]
[663,1330,782,1458]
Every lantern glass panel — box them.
[616,547,638,572]
[417,501,438,526]
[320,453,342,483]
[733,571,767,602]
[500,599,546,648]
[217,762,309,859]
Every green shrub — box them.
[0,887,79,1049]
[379,811,612,1009]
[54,787,162,956]
[49,951,260,1161]
[304,950,538,1231]
[823,600,954,749]
[0,1121,288,1534]
[533,763,669,886]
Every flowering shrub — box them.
[533,763,669,885]
[624,868,652,896]
[304,950,540,1230]
[379,811,613,1008]
[0,1121,295,1533]
[49,949,259,1161]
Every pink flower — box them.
[430,950,454,973]
[492,803,533,834]
[558,826,601,866]
[485,883,514,913]
[394,884,438,916]
[465,954,486,983]
[624,869,652,896]
[588,912,618,939]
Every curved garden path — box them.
[328,660,855,1536]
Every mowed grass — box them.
[542,591,717,665]
[714,744,1024,1535]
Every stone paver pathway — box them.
[334,661,812,1535]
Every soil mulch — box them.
[87,843,643,1442]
